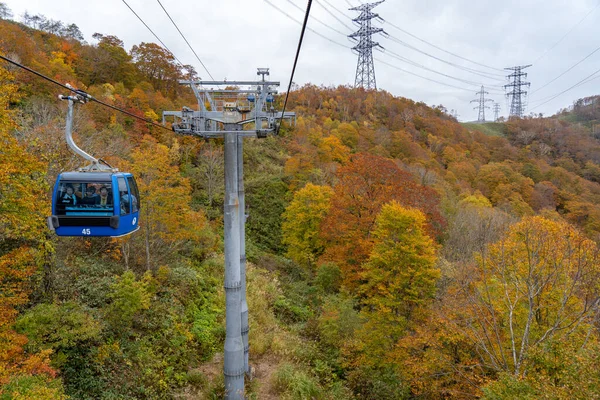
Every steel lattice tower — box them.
[493,102,501,122]
[349,1,386,90]
[471,85,493,122]
[504,65,531,118]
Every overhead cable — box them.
[265,0,350,48]
[121,0,190,70]
[383,19,505,73]
[530,67,600,111]
[386,35,506,81]
[279,0,313,134]
[266,0,498,95]
[320,0,354,21]
[0,55,172,131]
[531,43,600,95]
[534,1,600,64]
[314,0,354,31]
[155,0,215,80]
[285,0,349,37]
[383,48,504,90]
[374,56,478,92]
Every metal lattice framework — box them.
[349,0,386,90]
[493,102,501,122]
[504,65,532,118]
[470,85,493,122]
[162,68,296,138]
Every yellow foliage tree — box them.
[129,136,213,271]
[349,202,439,368]
[281,183,334,268]
[463,216,600,377]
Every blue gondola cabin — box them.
[48,171,140,237]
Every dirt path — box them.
[249,355,280,399]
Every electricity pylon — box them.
[349,0,386,90]
[471,85,493,122]
[504,64,531,118]
[493,102,501,121]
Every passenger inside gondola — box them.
[80,186,99,205]
[56,182,113,216]
[98,186,112,206]
[60,185,77,205]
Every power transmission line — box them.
[155,0,215,80]
[265,0,501,95]
[534,1,600,63]
[382,19,505,73]
[386,35,506,82]
[0,55,172,131]
[317,0,506,80]
[264,0,350,48]
[375,57,480,92]
[288,0,503,89]
[285,0,349,37]
[321,0,354,20]
[530,67,600,111]
[531,43,600,95]
[314,0,354,31]
[383,48,503,89]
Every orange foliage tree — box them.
[320,153,444,290]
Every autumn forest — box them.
[2,8,600,400]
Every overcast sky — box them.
[3,0,600,121]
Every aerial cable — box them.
[121,0,190,73]
[386,35,506,81]
[0,55,172,132]
[265,0,349,49]
[327,0,506,78]
[314,0,354,31]
[266,0,499,96]
[155,0,215,80]
[374,57,479,93]
[382,48,503,89]
[534,1,600,64]
[383,19,505,73]
[285,0,349,37]
[278,0,313,135]
[529,67,600,111]
[531,43,600,95]
[319,0,354,22]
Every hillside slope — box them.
[2,12,600,399]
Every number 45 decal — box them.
[82,229,91,235]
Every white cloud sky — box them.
[4,0,600,121]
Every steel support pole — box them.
[63,97,97,163]
[223,132,244,399]
[237,135,250,376]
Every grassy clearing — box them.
[461,122,506,137]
